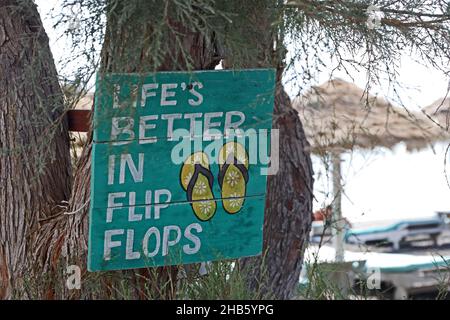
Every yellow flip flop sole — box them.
[218,142,249,214]
[180,152,216,221]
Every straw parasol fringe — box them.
[294,78,449,262]
[423,97,450,132]
[294,79,449,155]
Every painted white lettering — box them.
[161,113,182,140]
[106,192,126,223]
[139,115,158,144]
[142,227,160,258]
[154,189,171,219]
[183,223,202,254]
[128,192,142,222]
[224,111,245,132]
[104,229,124,261]
[141,83,158,107]
[162,225,181,256]
[144,190,152,219]
[111,117,134,145]
[184,113,203,137]
[188,82,203,106]
[161,83,178,106]
[119,153,144,184]
[108,155,115,185]
[204,112,223,139]
[125,229,141,260]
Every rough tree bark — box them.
[0,0,72,298]
[224,1,314,299]
[239,81,314,299]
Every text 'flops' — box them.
[218,142,249,214]
[180,152,217,221]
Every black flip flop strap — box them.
[218,154,249,188]
[186,163,214,202]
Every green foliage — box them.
[284,1,450,99]
[17,258,271,299]
[178,261,272,299]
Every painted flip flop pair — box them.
[180,142,249,221]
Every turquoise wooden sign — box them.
[88,69,276,271]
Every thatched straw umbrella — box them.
[75,92,95,110]
[294,79,448,261]
[423,97,450,131]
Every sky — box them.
[314,142,450,224]
[35,0,450,224]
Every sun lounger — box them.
[302,245,450,299]
[359,251,450,299]
[345,217,445,250]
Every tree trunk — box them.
[222,1,314,299]
[0,0,72,299]
[34,0,314,300]
[332,152,344,262]
[239,82,314,299]
[35,1,222,299]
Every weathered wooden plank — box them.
[88,195,265,271]
[90,132,272,209]
[93,69,276,142]
[67,109,91,132]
